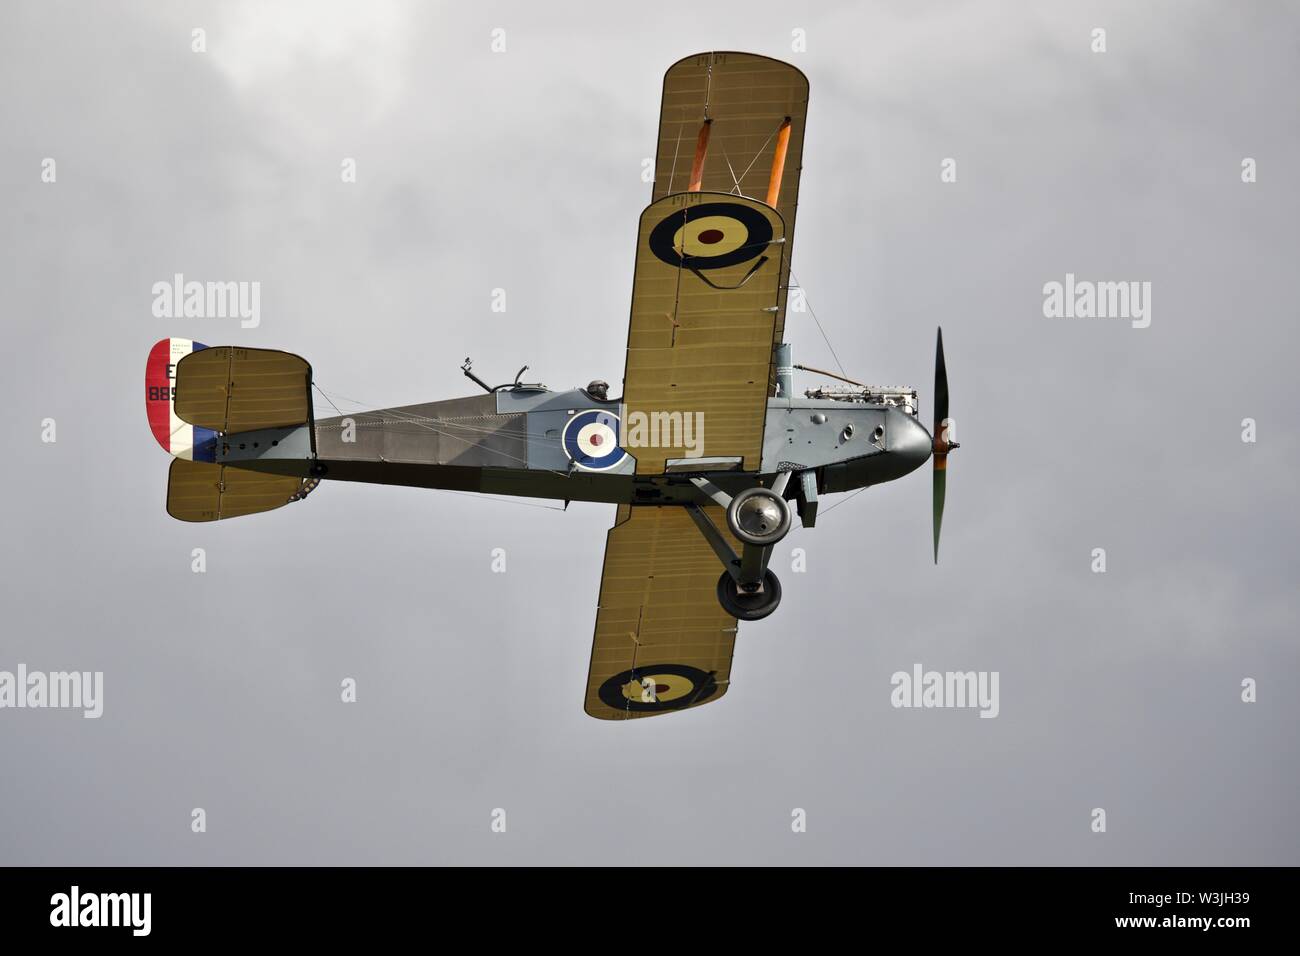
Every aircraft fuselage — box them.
[214,386,932,511]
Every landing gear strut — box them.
[686,472,795,621]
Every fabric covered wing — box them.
[652,52,809,389]
[584,505,742,720]
[621,192,786,474]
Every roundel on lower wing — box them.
[597,664,720,713]
[562,409,627,471]
[647,201,774,270]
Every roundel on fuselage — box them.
[561,409,626,471]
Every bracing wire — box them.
[788,270,849,379]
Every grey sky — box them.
[1,0,1297,864]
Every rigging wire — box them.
[788,270,848,379]
[441,489,568,512]
[735,121,783,188]
[667,121,683,193]
[721,145,741,194]
[819,486,866,516]
[312,382,345,418]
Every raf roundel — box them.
[647,200,774,270]
[597,664,720,714]
[562,409,627,471]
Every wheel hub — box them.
[736,495,782,536]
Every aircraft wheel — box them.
[726,487,792,547]
[716,570,782,621]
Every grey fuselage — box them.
[213,386,933,507]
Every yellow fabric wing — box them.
[621,192,786,474]
[584,505,742,720]
[653,52,809,387]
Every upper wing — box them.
[584,505,741,720]
[621,192,785,474]
[652,52,809,387]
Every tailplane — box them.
[146,338,317,521]
[166,459,311,523]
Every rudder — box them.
[145,338,218,461]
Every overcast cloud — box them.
[1,0,1297,865]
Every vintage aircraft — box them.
[144,52,958,719]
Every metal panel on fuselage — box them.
[216,388,930,504]
[313,393,528,469]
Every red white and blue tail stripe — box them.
[145,338,217,462]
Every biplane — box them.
[144,52,958,720]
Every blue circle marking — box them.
[562,410,626,471]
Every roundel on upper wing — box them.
[647,201,774,270]
[597,664,720,714]
[561,409,627,471]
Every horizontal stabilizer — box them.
[174,346,312,433]
[167,459,310,522]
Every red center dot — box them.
[590,434,603,446]
[697,228,725,244]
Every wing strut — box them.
[687,119,712,191]
[765,117,792,206]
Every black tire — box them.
[725,487,793,546]
[716,570,782,621]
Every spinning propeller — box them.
[932,328,959,563]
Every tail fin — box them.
[145,338,218,461]
[148,339,317,521]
